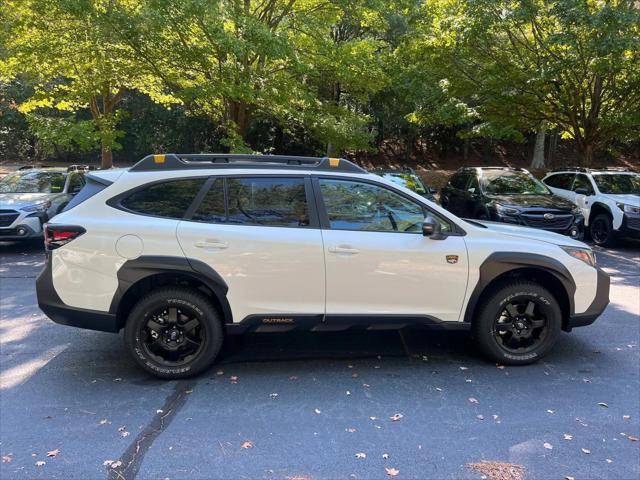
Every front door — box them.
[177,176,325,323]
[316,177,469,322]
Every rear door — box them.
[570,174,596,217]
[177,176,325,323]
[543,173,575,200]
[316,177,468,322]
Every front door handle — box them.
[194,240,228,250]
[328,245,360,255]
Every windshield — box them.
[0,171,67,194]
[482,171,550,195]
[379,173,427,194]
[592,174,640,195]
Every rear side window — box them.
[572,174,595,194]
[192,177,309,227]
[63,176,107,212]
[121,179,206,219]
[544,173,574,190]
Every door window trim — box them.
[312,175,466,236]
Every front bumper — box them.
[493,211,584,238]
[565,267,610,330]
[0,211,47,240]
[36,254,119,333]
[620,213,640,238]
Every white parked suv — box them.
[542,168,640,246]
[36,154,610,378]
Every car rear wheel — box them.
[124,287,224,379]
[473,280,562,365]
[590,213,615,247]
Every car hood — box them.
[602,193,640,206]
[487,194,575,210]
[0,193,55,209]
[473,220,587,248]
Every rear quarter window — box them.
[120,179,206,219]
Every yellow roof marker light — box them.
[154,154,166,164]
[329,158,340,167]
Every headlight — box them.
[494,203,519,215]
[561,246,596,267]
[21,201,51,212]
[617,203,640,214]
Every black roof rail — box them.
[129,153,368,174]
[18,164,54,170]
[551,166,636,173]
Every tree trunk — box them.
[463,137,470,162]
[530,125,547,169]
[101,140,113,169]
[326,142,334,157]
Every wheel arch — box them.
[463,253,575,330]
[111,256,232,330]
[588,202,613,226]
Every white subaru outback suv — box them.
[36,154,610,379]
[542,167,640,247]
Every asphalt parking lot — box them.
[0,240,638,480]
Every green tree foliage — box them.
[0,0,164,168]
[406,0,640,165]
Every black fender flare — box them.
[463,252,576,323]
[588,202,613,225]
[110,255,233,325]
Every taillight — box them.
[44,225,86,251]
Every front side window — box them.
[572,174,595,194]
[0,171,67,194]
[482,171,550,195]
[544,173,574,190]
[194,177,309,227]
[319,179,450,233]
[592,173,640,195]
[121,179,206,219]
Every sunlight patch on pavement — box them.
[0,344,68,390]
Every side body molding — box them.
[463,252,577,323]
[112,256,233,325]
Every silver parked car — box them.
[0,166,91,241]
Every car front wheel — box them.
[124,287,224,379]
[473,280,562,365]
[590,213,615,247]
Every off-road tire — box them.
[473,280,562,365]
[124,287,224,379]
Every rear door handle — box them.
[194,240,228,250]
[328,245,360,255]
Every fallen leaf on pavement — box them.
[314,408,321,414]
[352,373,359,378]
[390,413,403,421]
[103,460,114,467]
[468,397,479,404]
[385,467,399,477]
[606,459,613,464]
[345,428,356,433]
[468,461,525,480]
[369,416,377,420]
[46,449,59,458]
[241,441,253,449]
[477,415,484,420]
[99,419,109,425]
[459,366,468,371]
[547,409,555,414]
[565,476,575,480]
[382,453,389,459]
[564,434,573,440]
[628,436,638,442]
[110,461,122,469]
[270,393,278,398]
[1,455,12,463]
[435,387,443,392]
[581,448,591,454]
[543,443,553,450]
[598,402,608,408]
[35,461,46,467]
[355,452,366,459]
[623,415,630,420]
[230,376,238,383]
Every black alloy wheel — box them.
[493,299,548,355]
[590,213,615,247]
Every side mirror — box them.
[574,187,589,196]
[422,218,445,240]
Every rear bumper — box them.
[36,255,119,333]
[565,267,610,330]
